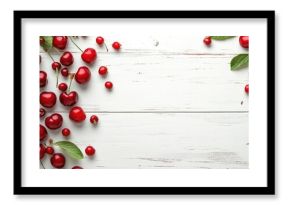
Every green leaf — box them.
[40,36,53,51]
[230,54,249,71]
[54,141,84,160]
[210,36,236,40]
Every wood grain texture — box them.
[40,35,249,169]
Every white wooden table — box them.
[40,35,248,169]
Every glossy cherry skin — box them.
[50,153,66,168]
[96,36,104,45]
[245,84,249,94]
[40,144,46,159]
[58,83,68,92]
[46,146,54,155]
[40,91,57,108]
[112,42,121,50]
[69,106,86,122]
[239,36,249,48]
[53,36,68,50]
[40,124,47,141]
[51,62,61,71]
[40,71,47,87]
[105,81,113,89]
[81,48,97,64]
[59,91,78,106]
[45,113,63,129]
[90,115,99,124]
[75,66,91,84]
[62,128,71,137]
[85,146,95,156]
[40,108,46,118]
[98,66,108,76]
[72,166,83,169]
[203,36,212,46]
[60,51,74,66]
[61,68,69,77]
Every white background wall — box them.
[0,0,285,204]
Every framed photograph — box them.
[14,10,275,195]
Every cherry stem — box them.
[69,36,83,52]
[53,47,62,55]
[40,160,46,169]
[47,51,55,62]
[68,73,75,93]
[104,43,108,52]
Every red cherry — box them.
[112,42,121,50]
[61,68,69,77]
[46,146,54,155]
[45,113,63,129]
[40,37,45,45]
[60,51,74,66]
[58,83,68,92]
[69,106,86,122]
[85,146,95,156]
[90,115,99,124]
[40,91,57,108]
[62,128,71,137]
[72,166,83,169]
[75,66,91,84]
[40,108,46,118]
[40,124,47,141]
[40,144,46,159]
[239,36,249,48]
[81,48,97,64]
[51,62,61,71]
[203,36,212,46]
[245,84,249,94]
[105,81,113,89]
[53,36,68,50]
[96,36,104,45]
[98,66,108,76]
[59,91,78,106]
[50,153,66,168]
[39,71,47,87]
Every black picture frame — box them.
[14,10,275,195]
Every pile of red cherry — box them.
[40,36,121,169]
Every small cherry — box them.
[75,66,91,84]
[96,36,108,52]
[51,62,61,71]
[203,36,212,46]
[60,51,74,66]
[62,128,71,137]
[40,124,47,141]
[61,68,69,77]
[46,146,54,155]
[90,115,99,125]
[50,153,66,168]
[69,106,86,122]
[85,146,95,156]
[98,66,108,76]
[58,82,68,92]
[245,84,249,94]
[40,108,46,118]
[105,81,113,89]
[72,166,83,169]
[45,113,63,129]
[40,144,46,159]
[60,91,78,106]
[239,36,249,48]
[40,71,47,87]
[53,36,68,50]
[112,41,121,50]
[81,48,97,64]
[40,91,57,108]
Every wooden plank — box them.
[40,53,249,112]
[40,113,248,169]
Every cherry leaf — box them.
[230,54,249,71]
[210,36,236,40]
[54,141,84,160]
[40,36,53,51]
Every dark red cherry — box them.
[60,51,74,66]
[45,113,63,129]
[40,144,46,159]
[40,124,47,141]
[239,36,249,48]
[53,36,68,50]
[69,106,86,122]
[61,68,69,77]
[50,153,66,168]
[40,71,47,87]
[75,66,91,84]
[72,166,83,169]
[81,48,97,64]
[59,91,78,106]
[40,108,46,118]
[40,91,57,108]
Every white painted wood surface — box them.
[40,36,249,169]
